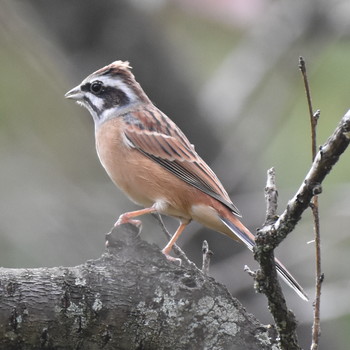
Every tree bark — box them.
[0,223,278,350]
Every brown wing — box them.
[122,105,241,217]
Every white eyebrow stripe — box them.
[98,76,137,103]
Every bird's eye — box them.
[90,81,103,94]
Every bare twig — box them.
[259,109,350,249]
[256,171,301,350]
[244,265,256,278]
[264,167,279,225]
[255,109,350,350]
[256,168,298,349]
[310,199,323,350]
[299,57,318,159]
[299,56,323,350]
[201,240,213,275]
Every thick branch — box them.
[0,224,278,350]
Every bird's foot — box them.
[161,248,182,266]
[115,214,142,229]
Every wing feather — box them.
[122,106,241,216]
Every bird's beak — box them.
[65,85,83,100]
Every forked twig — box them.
[256,170,301,350]
[255,96,350,349]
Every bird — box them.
[65,60,308,301]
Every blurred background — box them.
[1,0,350,348]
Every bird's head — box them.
[65,60,150,125]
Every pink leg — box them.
[115,207,157,227]
[116,208,189,265]
[162,222,188,264]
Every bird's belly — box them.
[97,146,154,207]
[95,121,193,220]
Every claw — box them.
[161,249,182,266]
[115,215,142,228]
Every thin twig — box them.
[244,265,256,278]
[299,56,323,350]
[310,200,323,350]
[299,57,317,159]
[201,240,213,275]
[264,167,279,225]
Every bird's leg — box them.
[117,208,188,265]
[161,222,188,264]
[115,207,157,227]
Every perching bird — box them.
[65,60,308,301]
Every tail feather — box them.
[275,258,309,301]
[220,216,308,301]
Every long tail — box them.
[220,216,308,301]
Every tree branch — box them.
[258,109,350,248]
[254,110,350,349]
[0,223,278,350]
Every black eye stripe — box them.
[80,82,131,116]
[81,83,91,92]
[101,87,130,108]
[82,83,128,97]
[81,81,104,95]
